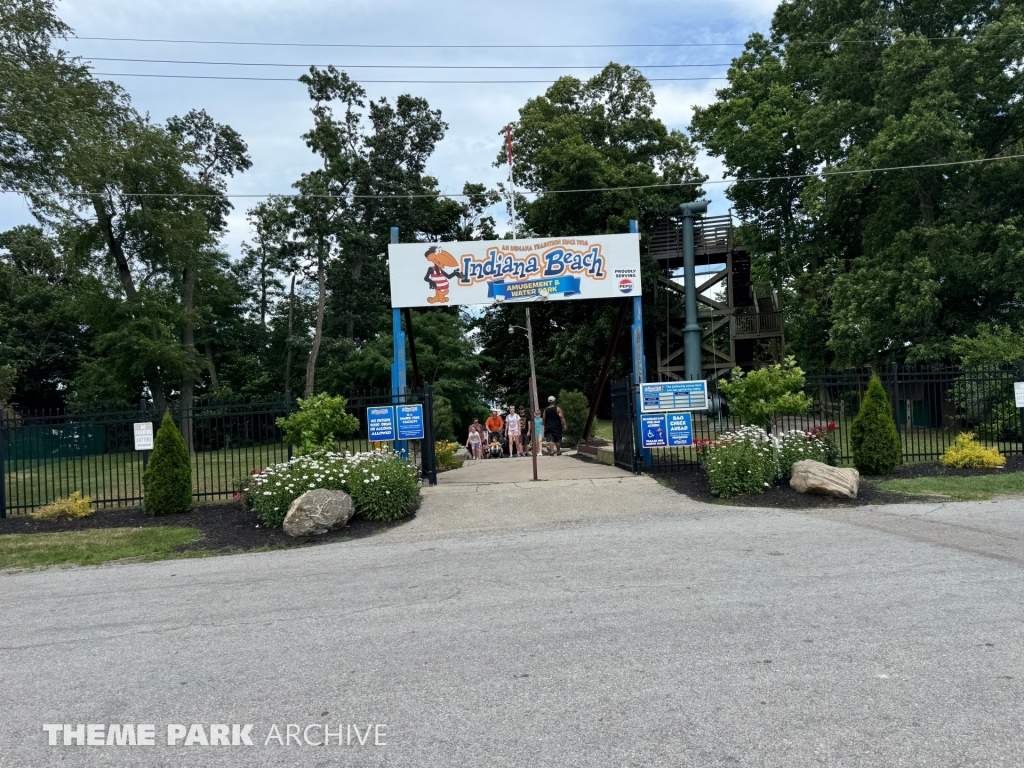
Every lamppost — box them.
[509,307,540,482]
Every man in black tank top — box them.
[543,395,567,455]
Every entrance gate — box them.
[610,378,637,473]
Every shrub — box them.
[276,393,359,455]
[850,376,902,475]
[31,491,93,520]
[975,398,1020,442]
[346,453,420,522]
[941,432,1006,469]
[698,426,777,498]
[717,356,812,430]
[432,395,456,443]
[143,411,193,516]
[435,440,462,470]
[557,389,590,446]
[774,428,835,482]
[245,450,420,528]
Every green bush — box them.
[432,395,456,443]
[143,411,193,516]
[245,450,420,528]
[276,393,359,455]
[698,426,777,497]
[31,491,94,520]
[717,356,812,430]
[246,453,352,528]
[851,376,902,475]
[345,453,420,522]
[557,389,590,446]
[774,429,834,482]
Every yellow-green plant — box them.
[941,432,1006,469]
[435,440,461,469]
[31,491,93,520]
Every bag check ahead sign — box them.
[388,234,641,308]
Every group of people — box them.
[464,395,568,461]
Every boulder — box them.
[789,460,860,499]
[283,489,355,537]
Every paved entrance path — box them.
[2,468,1024,767]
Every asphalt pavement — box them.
[2,459,1023,767]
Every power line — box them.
[85,57,735,69]
[9,155,1021,201]
[69,33,1022,49]
[91,72,731,84]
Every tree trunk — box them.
[285,272,295,398]
[204,344,219,390]
[180,265,197,454]
[92,195,137,300]
[304,243,326,398]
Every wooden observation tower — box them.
[648,214,784,381]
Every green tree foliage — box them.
[557,389,589,446]
[432,394,456,443]
[690,2,1024,370]
[951,324,1024,368]
[717,356,812,431]
[850,376,903,475]
[0,363,14,408]
[142,411,193,516]
[276,393,359,455]
[477,65,706,405]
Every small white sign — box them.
[134,421,154,451]
[1015,382,1024,409]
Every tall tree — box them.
[691,1,1024,369]
[477,63,706,404]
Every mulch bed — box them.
[0,502,411,553]
[574,451,1024,508]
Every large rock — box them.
[790,460,860,499]
[283,489,354,537]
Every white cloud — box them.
[1,0,776,248]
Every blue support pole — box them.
[628,219,651,468]
[390,226,408,457]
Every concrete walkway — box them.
[407,452,687,538]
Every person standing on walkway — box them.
[485,409,504,458]
[533,410,544,457]
[506,407,522,457]
[467,418,485,461]
[543,395,567,455]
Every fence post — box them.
[0,411,7,518]
[421,385,437,486]
[1017,362,1024,457]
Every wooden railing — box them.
[735,310,783,336]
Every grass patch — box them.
[878,471,1024,501]
[0,527,201,571]
[590,418,613,442]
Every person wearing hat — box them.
[543,395,567,455]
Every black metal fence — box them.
[611,364,1024,474]
[0,389,436,517]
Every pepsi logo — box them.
[619,279,633,294]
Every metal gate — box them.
[610,378,637,473]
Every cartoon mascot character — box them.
[423,246,462,304]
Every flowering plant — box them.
[698,426,778,498]
[243,449,419,528]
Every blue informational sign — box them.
[640,381,709,413]
[367,406,396,442]
[640,414,667,448]
[666,412,693,447]
[396,404,425,440]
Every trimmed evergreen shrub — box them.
[940,432,1006,469]
[31,491,93,520]
[143,411,193,516]
[432,395,456,443]
[850,376,902,475]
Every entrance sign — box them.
[1015,382,1024,408]
[388,233,641,308]
[666,413,693,447]
[133,422,153,451]
[640,414,667,448]
[640,381,709,413]
[367,407,396,442]
[396,405,425,440]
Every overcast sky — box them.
[1,0,779,257]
